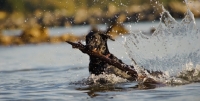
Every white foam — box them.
[124,5,200,84]
[87,73,128,85]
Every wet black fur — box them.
[85,28,123,75]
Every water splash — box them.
[87,74,128,84]
[124,5,200,83]
[70,73,128,86]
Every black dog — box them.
[85,27,135,80]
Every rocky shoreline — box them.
[0,1,199,46]
[0,26,84,46]
[1,2,200,30]
[0,22,129,46]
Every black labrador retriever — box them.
[85,28,135,80]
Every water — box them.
[1,7,200,101]
[125,6,200,84]
[1,39,200,101]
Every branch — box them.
[66,41,138,80]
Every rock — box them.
[106,4,118,17]
[12,37,24,45]
[49,36,61,44]
[0,34,13,46]
[0,30,24,46]
[74,8,88,24]
[49,33,81,44]
[168,2,186,14]
[60,34,80,42]
[107,23,129,37]
[0,11,7,20]
[127,5,143,14]
[116,13,127,24]
[20,27,49,44]
[59,34,71,42]
[187,1,200,17]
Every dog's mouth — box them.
[90,47,97,52]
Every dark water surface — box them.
[1,19,200,100]
[0,39,200,101]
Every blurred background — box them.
[0,0,199,46]
[1,1,200,100]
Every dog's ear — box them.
[101,34,115,41]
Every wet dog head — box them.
[86,28,115,55]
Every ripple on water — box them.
[1,2,200,101]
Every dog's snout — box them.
[86,44,94,50]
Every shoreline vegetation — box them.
[0,0,200,46]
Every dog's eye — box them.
[102,46,105,50]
